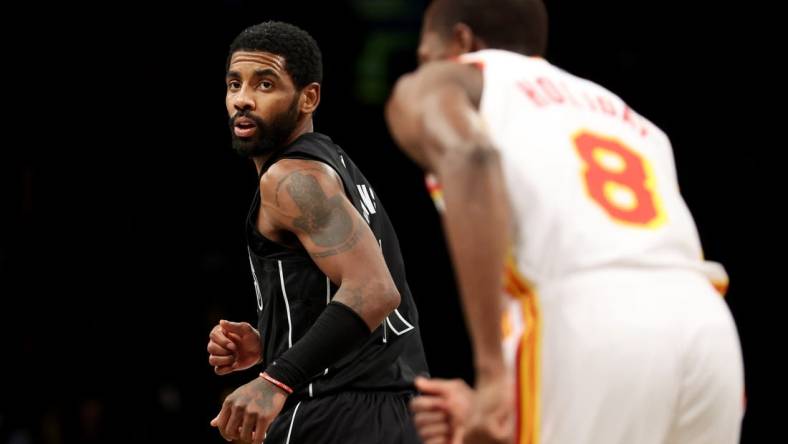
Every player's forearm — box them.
[261,279,399,391]
[440,149,510,376]
[262,299,373,391]
[427,88,510,377]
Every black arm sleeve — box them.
[264,301,371,390]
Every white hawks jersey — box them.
[451,49,728,294]
[425,50,742,444]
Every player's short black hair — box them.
[228,21,323,90]
[429,0,548,56]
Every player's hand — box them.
[411,376,473,444]
[463,374,514,444]
[207,320,262,375]
[210,376,287,443]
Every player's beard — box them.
[229,97,300,157]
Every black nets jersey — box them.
[245,132,429,402]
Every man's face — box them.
[225,51,301,157]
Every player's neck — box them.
[252,118,314,174]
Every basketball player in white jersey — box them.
[385,1,744,443]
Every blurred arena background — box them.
[1,0,774,442]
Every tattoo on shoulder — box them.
[274,167,323,207]
[281,171,360,256]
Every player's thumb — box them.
[220,319,247,333]
[414,376,457,395]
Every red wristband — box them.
[260,371,294,395]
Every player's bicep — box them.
[262,162,388,283]
[386,61,483,169]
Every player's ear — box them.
[451,22,475,54]
[299,83,321,114]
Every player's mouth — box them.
[233,117,258,138]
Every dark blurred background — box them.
[1,0,776,442]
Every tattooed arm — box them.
[259,158,401,329]
[211,158,401,443]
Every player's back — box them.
[460,49,726,292]
[459,50,743,444]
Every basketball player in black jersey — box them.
[206,21,429,444]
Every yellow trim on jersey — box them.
[712,280,729,298]
[503,255,541,444]
[501,310,514,339]
[425,173,446,213]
